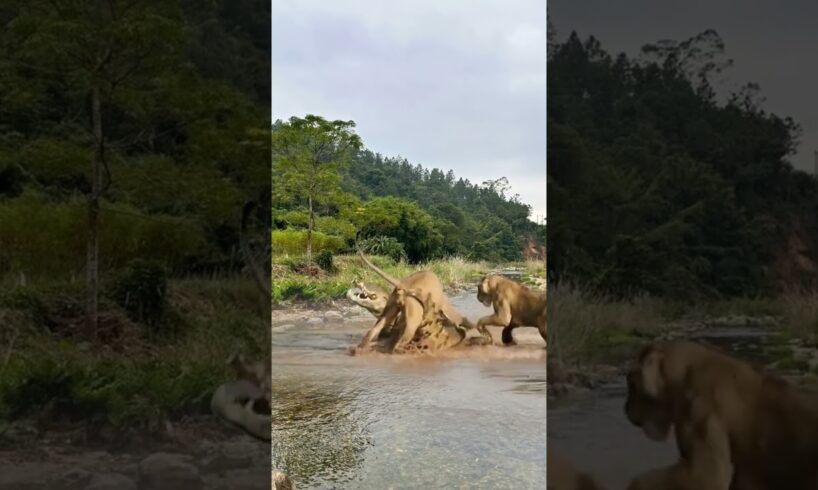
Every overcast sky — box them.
[271,1,547,221]
[550,0,818,175]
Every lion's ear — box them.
[641,349,666,398]
[480,277,488,292]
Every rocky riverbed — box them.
[0,418,271,490]
[547,314,818,397]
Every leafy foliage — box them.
[0,0,270,280]
[358,236,407,263]
[271,120,546,263]
[110,259,168,328]
[548,28,818,297]
[315,250,336,273]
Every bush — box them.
[110,259,168,330]
[358,236,406,263]
[316,249,336,272]
[271,279,348,304]
[0,351,224,427]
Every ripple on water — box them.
[271,294,546,489]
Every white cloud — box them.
[272,0,547,219]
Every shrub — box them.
[316,249,336,272]
[358,236,406,263]
[110,259,168,330]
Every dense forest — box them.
[547,25,818,298]
[0,0,270,282]
[272,117,546,263]
[0,0,272,434]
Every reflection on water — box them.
[271,293,546,489]
[548,382,677,488]
[548,327,776,488]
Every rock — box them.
[200,440,257,472]
[85,473,137,490]
[54,468,92,489]
[271,324,295,333]
[323,311,344,323]
[207,468,272,490]
[0,464,53,490]
[306,317,323,325]
[138,453,202,490]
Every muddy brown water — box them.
[548,326,777,489]
[271,292,547,489]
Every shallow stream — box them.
[271,292,547,489]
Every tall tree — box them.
[2,0,184,339]
[272,115,362,262]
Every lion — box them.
[273,471,295,490]
[476,274,547,345]
[355,251,474,353]
[624,340,818,490]
[548,451,606,490]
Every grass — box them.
[548,281,818,371]
[0,277,268,435]
[547,282,666,366]
[271,253,546,305]
[777,289,818,339]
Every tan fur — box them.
[625,340,818,490]
[548,452,606,490]
[476,274,547,345]
[357,251,472,353]
[273,471,295,490]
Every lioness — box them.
[625,340,818,490]
[476,274,547,345]
[356,251,473,353]
[548,451,606,490]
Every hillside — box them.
[271,123,546,263]
[547,28,818,298]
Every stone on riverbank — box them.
[138,452,202,490]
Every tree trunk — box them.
[85,87,103,340]
[306,194,314,264]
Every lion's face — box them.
[624,352,674,441]
[476,277,492,307]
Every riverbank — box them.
[271,254,546,305]
[547,284,818,394]
[0,416,270,489]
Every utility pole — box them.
[814,150,817,179]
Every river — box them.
[271,292,546,489]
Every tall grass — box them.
[547,282,664,365]
[270,254,545,305]
[0,191,207,279]
[0,277,267,433]
[778,289,818,338]
[271,228,345,256]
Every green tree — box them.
[272,115,362,263]
[2,0,185,339]
[352,196,444,263]
[548,28,817,296]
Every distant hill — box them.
[342,149,545,261]
[548,29,818,296]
